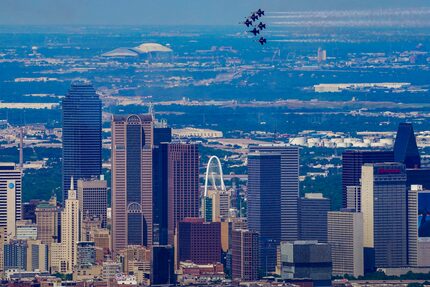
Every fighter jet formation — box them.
[242,9,267,45]
[258,37,267,45]
[250,27,260,36]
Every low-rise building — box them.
[16,220,37,240]
[278,241,332,287]
[177,261,225,285]
[173,127,223,139]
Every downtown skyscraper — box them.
[111,114,154,251]
[62,81,102,202]
[246,151,277,275]
[342,150,394,209]
[0,163,22,240]
[152,132,199,246]
[328,210,364,277]
[35,196,58,245]
[361,162,408,268]
[167,143,199,245]
[394,122,421,169]
[248,145,300,242]
[231,229,259,281]
[248,152,281,274]
[299,193,330,243]
[247,145,299,275]
[152,128,172,246]
[60,179,81,273]
[177,218,221,265]
[77,178,108,228]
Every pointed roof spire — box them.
[394,122,421,168]
[68,176,77,200]
[49,193,57,206]
[70,176,74,191]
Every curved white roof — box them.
[102,48,139,57]
[134,43,172,53]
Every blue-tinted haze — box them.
[1,0,430,25]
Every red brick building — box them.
[177,218,221,265]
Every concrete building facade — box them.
[328,210,364,277]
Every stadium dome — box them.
[101,43,173,58]
[134,43,173,53]
[101,48,139,57]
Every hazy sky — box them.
[1,0,430,25]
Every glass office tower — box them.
[62,81,102,202]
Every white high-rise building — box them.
[361,163,408,268]
[328,210,364,277]
[346,186,361,211]
[317,48,327,62]
[60,178,81,273]
[0,163,22,240]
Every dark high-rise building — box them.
[151,245,176,286]
[177,218,221,265]
[231,229,259,281]
[167,143,199,245]
[23,200,40,223]
[153,143,169,246]
[417,187,430,239]
[394,123,421,169]
[248,152,281,274]
[154,127,172,145]
[77,178,108,228]
[249,145,300,241]
[152,128,172,246]
[407,168,430,190]
[361,162,408,268]
[299,193,330,243]
[112,114,154,251]
[342,150,394,209]
[62,81,102,202]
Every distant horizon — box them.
[1,0,430,26]
[1,7,430,30]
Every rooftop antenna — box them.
[160,119,168,128]
[148,103,155,120]
[19,127,24,169]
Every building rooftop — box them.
[303,193,325,199]
[112,114,153,122]
[36,202,56,209]
[134,43,172,53]
[101,47,140,57]
[0,162,17,170]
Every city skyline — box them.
[1,99,430,285]
[1,3,430,285]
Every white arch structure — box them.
[204,156,226,197]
